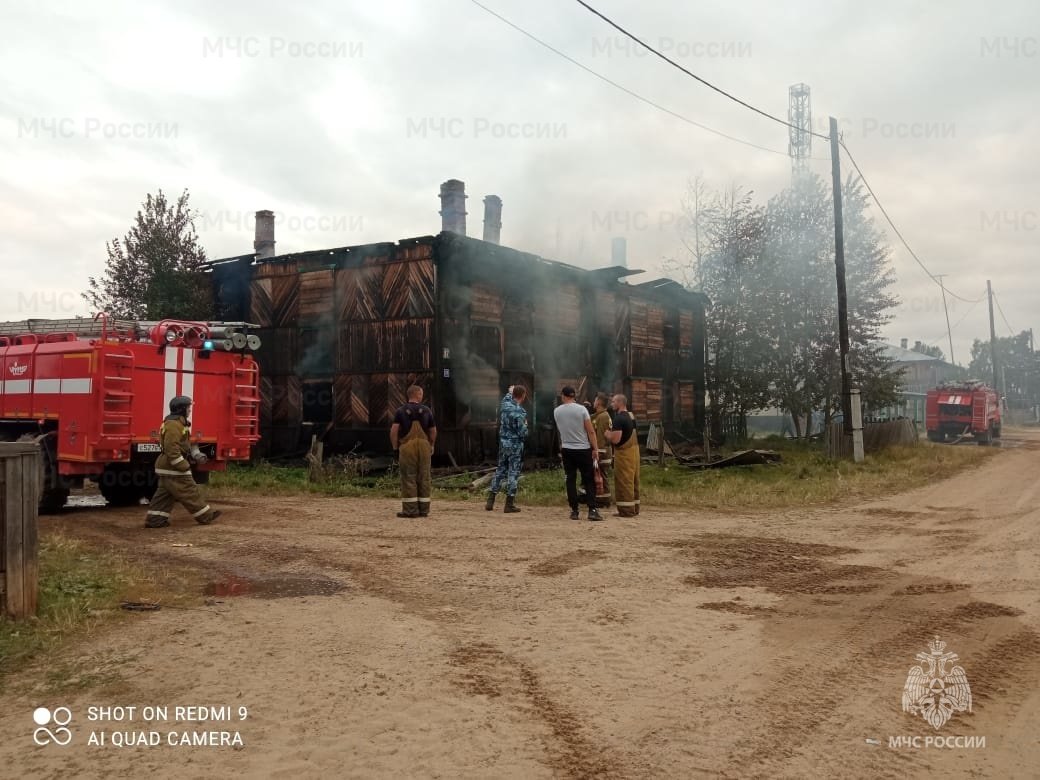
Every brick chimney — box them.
[439,179,467,235]
[611,236,627,268]
[482,195,502,244]
[254,210,276,258]
[900,338,908,350]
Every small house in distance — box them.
[209,180,707,463]
[875,339,965,423]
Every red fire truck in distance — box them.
[925,380,1002,445]
[0,316,260,512]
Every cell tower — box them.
[788,83,812,180]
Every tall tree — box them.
[761,174,837,436]
[702,185,773,437]
[825,174,901,414]
[84,189,213,320]
[668,173,900,438]
[667,179,772,438]
[968,330,1037,403]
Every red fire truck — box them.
[0,316,260,512]
[925,380,1001,445]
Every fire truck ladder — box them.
[232,362,260,440]
[100,349,135,441]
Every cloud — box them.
[0,0,1035,365]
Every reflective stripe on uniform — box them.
[417,497,431,503]
[192,505,211,517]
[146,510,171,517]
[155,468,191,477]
[170,455,185,465]
[616,501,637,507]
[401,497,419,503]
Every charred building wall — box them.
[210,232,706,462]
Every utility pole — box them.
[935,274,955,365]
[829,117,862,461]
[987,280,999,393]
[1031,327,1036,413]
[829,118,852,431]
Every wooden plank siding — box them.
[249,261,299,327]
[212,232,705,461]
[679,311,694,350]
[470,283,503,324]
[299,269,335,322]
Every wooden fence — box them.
[826,419,918,459]
[0,443,40,619]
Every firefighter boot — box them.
[485,491,497,511]
[397,502,419,518]
[504,495,520,513]
[145,515,170,529]
[197,510,221,525]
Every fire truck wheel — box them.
[39,489,70,515]
[17,432,68,514]
[926,431,944,443]
[99,465,153,506]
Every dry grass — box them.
[0,533,202,691]
[211,439,996,512]
[651,440,996,510]
[471,439,993,509]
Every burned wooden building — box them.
[209,181,707,462]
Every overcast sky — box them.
[1,0,1036,365]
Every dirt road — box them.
[2,434,1038,779]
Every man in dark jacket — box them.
[390,385,437,518]
[145,395,221,528]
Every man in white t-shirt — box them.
[553,386,604,521]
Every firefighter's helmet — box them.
[169,395,193,415]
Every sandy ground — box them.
[2,433,1039,779]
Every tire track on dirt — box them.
[450,642,629,779]
[661,531,1037,777]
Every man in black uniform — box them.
[389,385,437,518]
[606,394,640,517]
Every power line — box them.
[572,0,830,141]
[922,291,985,348]
[838,140,984,305]
[468,0,793,156]
[481,0,1001,319]
[992,291,1018,337]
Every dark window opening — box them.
[663,310,680,350]
[470,325,502,369]
[303,380,334,424]
[663,383,675,423]
[470,394,500,424]
[299,327,335,376]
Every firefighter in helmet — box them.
[144,395,221,528]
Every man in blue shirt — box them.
[486,384,528,513]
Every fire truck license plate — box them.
[136,443,162,453]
